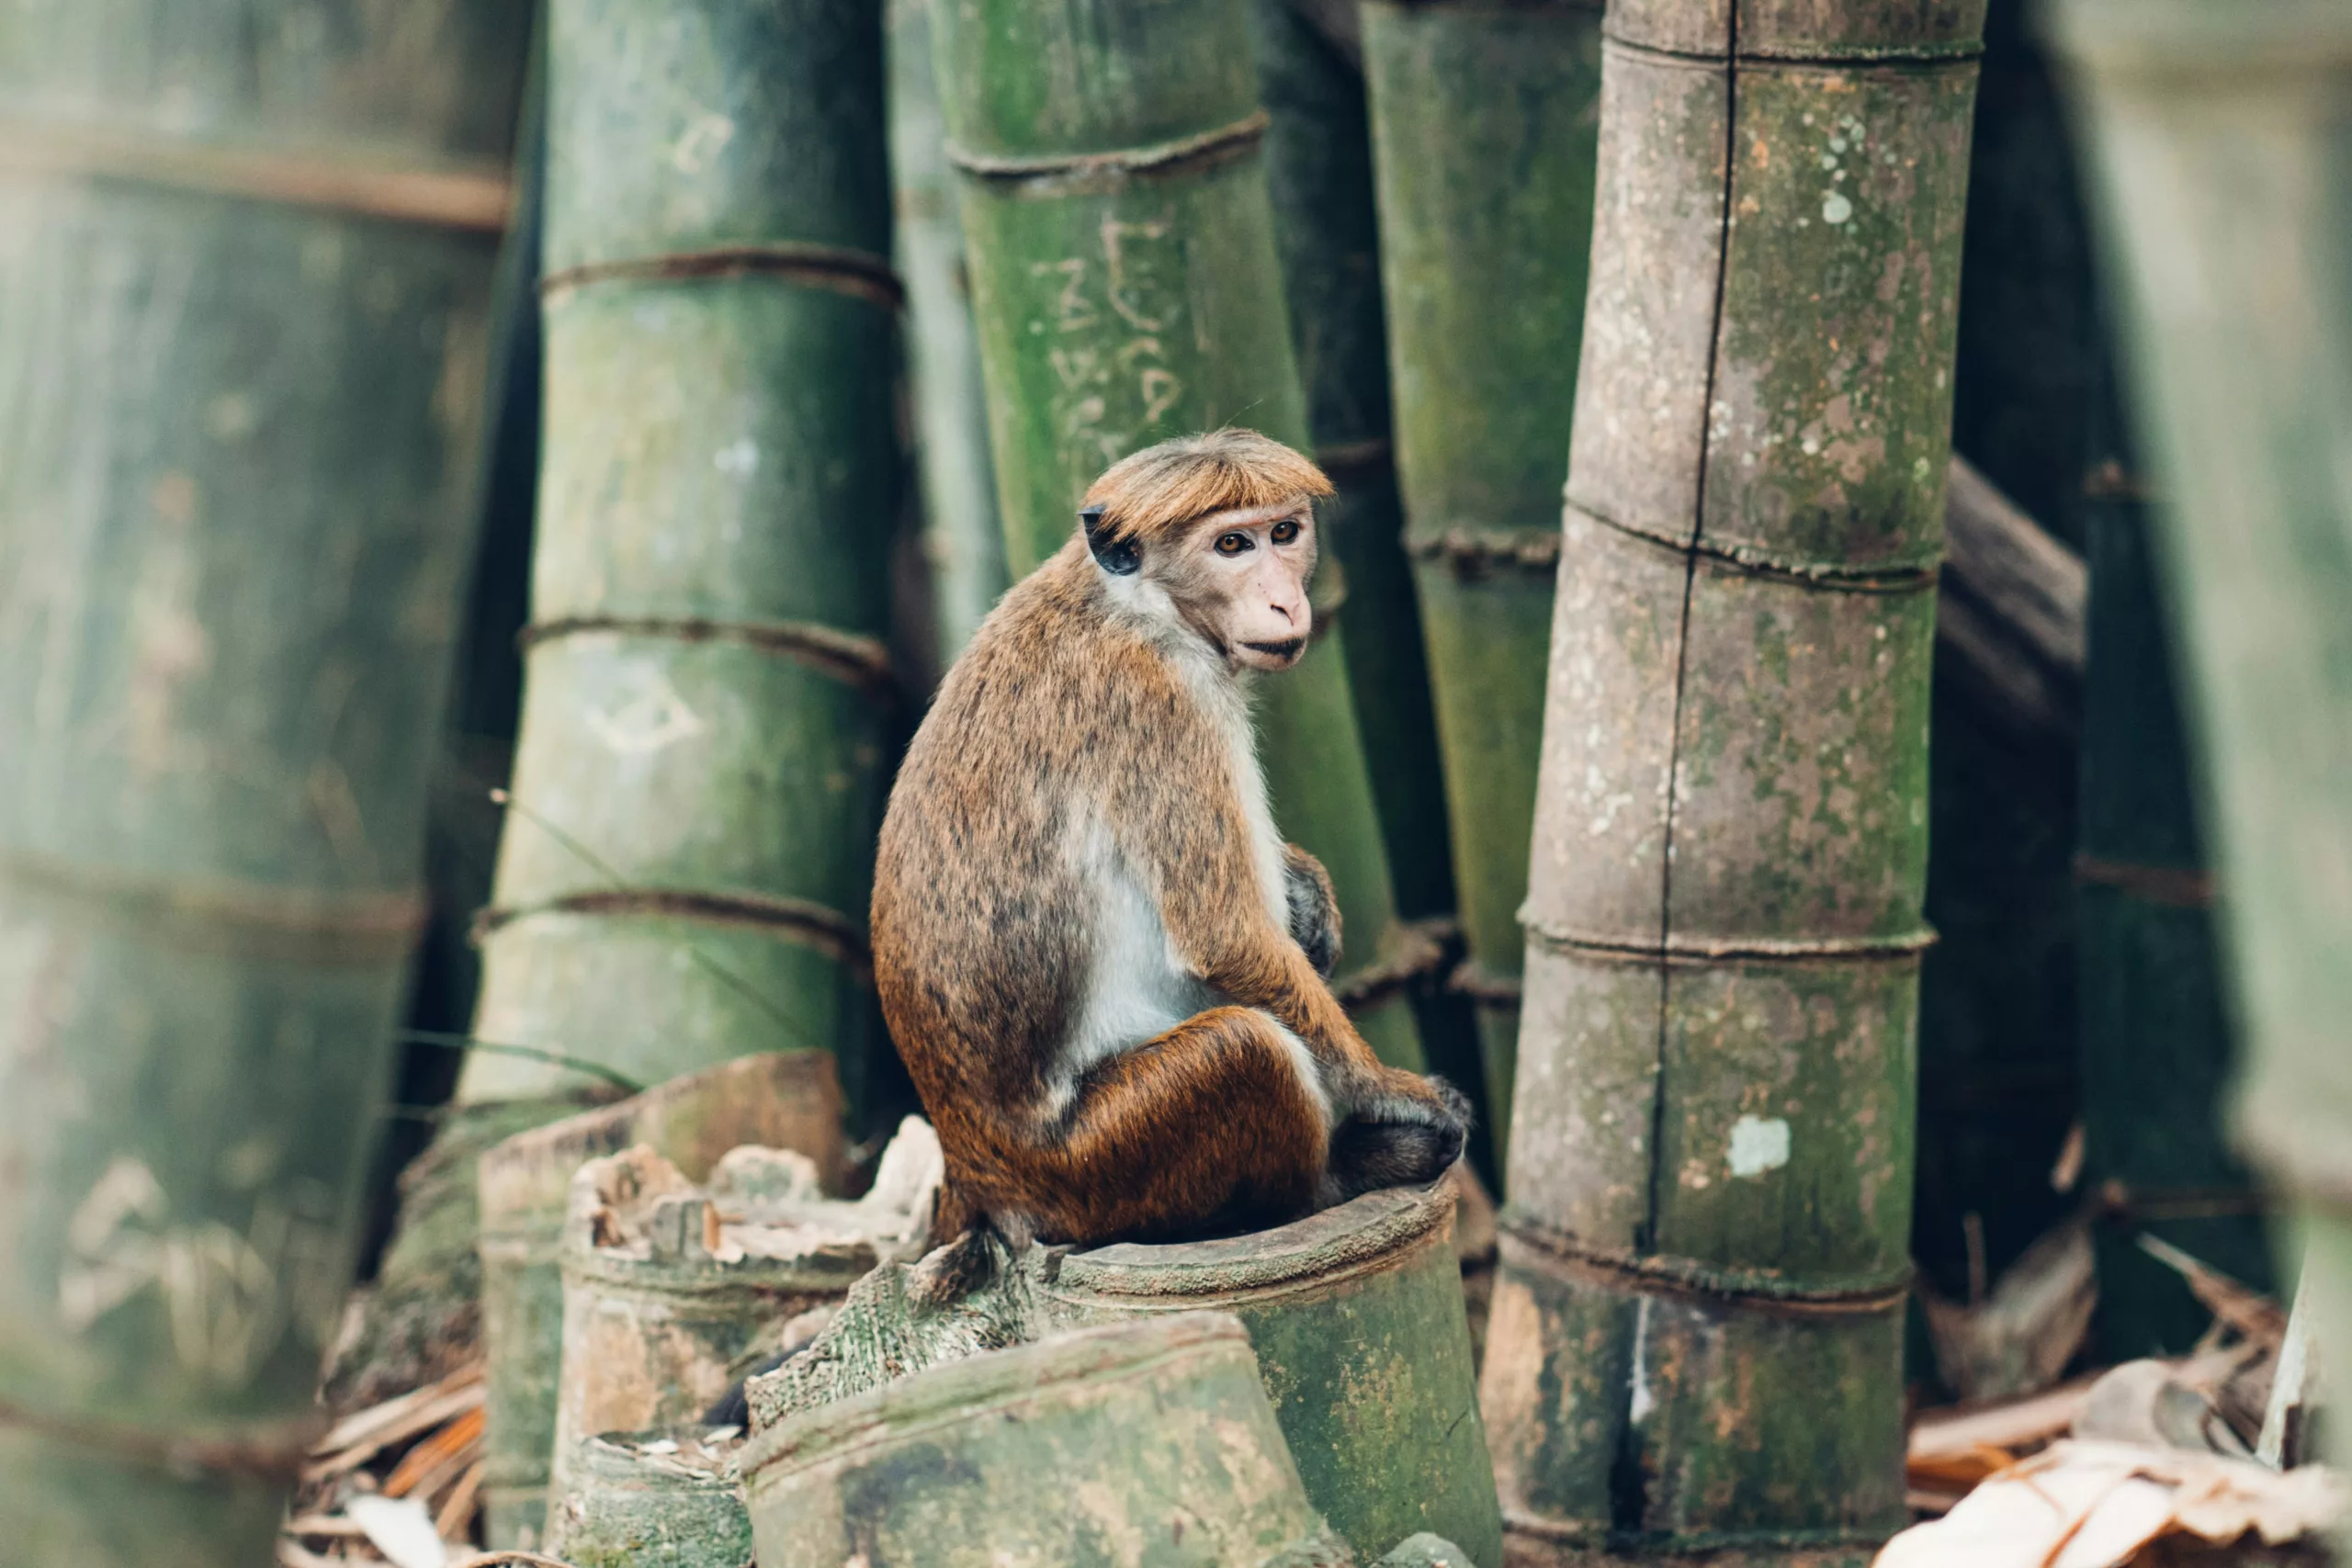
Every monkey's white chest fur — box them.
[1053,667,1294,1111]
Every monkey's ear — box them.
[1080,503,1140,576]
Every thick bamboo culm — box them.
[888,0,1009,671]
[1362,0,1606,1168]
[931,0,1429,1070]
[2048,0,2352,1514]
[1485,2,1981,1559]
[456,0,902,1118]
[1250,0,1459,942]
[0,3,531,1561]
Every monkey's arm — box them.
[1282,843,1340,979]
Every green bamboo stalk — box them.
[888,0,1009,671]
[455,0,902,1120]
[0,3,532,1560]
[1485,3,1980,1558]
[931,0,1428,1070]
[1361,0,1605,1166]
[2047,0,2352,1506]
[2077,457,2267,1358]
[1250,0,1454,931]
[1249,0,1493,1156]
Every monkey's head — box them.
[1077,429,1335,674]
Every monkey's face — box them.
[1164,500,1317,672]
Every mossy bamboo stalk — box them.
[1037,1184,1504,1566]
[888,0,1009,671]
[930,0,1427,1069]
[1484,3,1980,1558]
[2047,0,2352,1508]
[456,0,902,1119]
[1361,0,1605,1164]
[0,3,531,1560]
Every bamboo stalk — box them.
[2047,0,2352,1525]
[1484,3,1981,1557]
[1361,0,1606,1166]
[2078,451,2268,1357]
[0,3,532,1561]
[1250,0,1489,1142]
[456,0,902,1120]
[888,0,1009,672]
[931,0,1429,1070]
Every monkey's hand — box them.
[1324,1071,1471,1204]
[1282,843,1341,979]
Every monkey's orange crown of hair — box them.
[1078,428,1334,549]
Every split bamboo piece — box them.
[456,0,902,1118]
[928,0,1429,1070]
[2047,5,2352,1549]
[0,4,530,1562]
[1361,0,1606,1166]
[1485,1,1982,1559]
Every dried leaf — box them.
[348,1493,449,1568]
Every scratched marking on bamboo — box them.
[58,1153,345,1384]
[1026,210,1189,487]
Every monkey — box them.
[870,428,1470,1249]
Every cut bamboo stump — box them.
[2047,2,2352,1534]
[546,1141,911,1512]
[1487,1,1981,1560]
[0,3,530,1561]
[1038,1183,1503,1566]
[1361,0,1606,1166]
[456,0,902,1120]
[544,1427,752,1568]
[930,0,1429,1072]
[741,1314,1351,1568]
[477,1052,844,1546]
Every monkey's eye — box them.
[1215,532,1253,556]
[1271,518,1301,545]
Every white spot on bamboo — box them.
[1628,1295,1655,1423]
[1822,192,1854,226]
[1726,1114,1792,1179]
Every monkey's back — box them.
[873,546,1204,1126]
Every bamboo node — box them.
[1520,916,1937,965]
[2074,852,2215,908]
[1404,526,1563,576]
[538,243,905,311]
[0,1393,322,1481]
[518,615,899,703]
[1498,1212,1914,1313]
[1446,959,1522,1008]
[1565,501,1943,594]
[1329,917,1456,1012]
[0,850,427,958]
[0,115,510,231]
[472,888,873,979]
[1595,28,1984,67]
[945,111,1271,185]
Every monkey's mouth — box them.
[1241,637,1306,662]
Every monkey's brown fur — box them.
[873,430,1467,1247]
